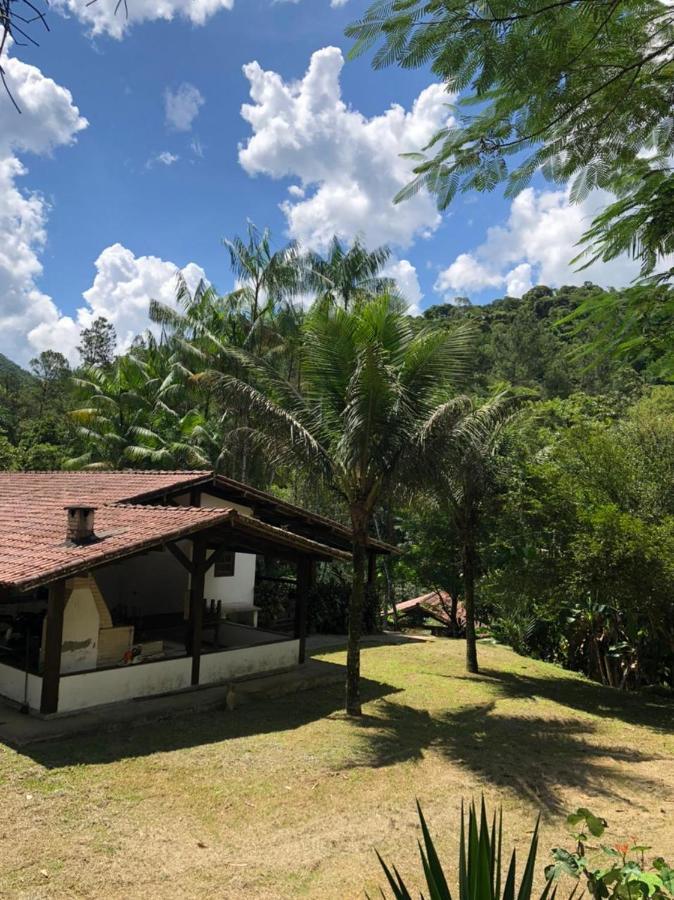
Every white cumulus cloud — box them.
[434,187,642,300]
[0,48,204,365]
[383,259,423,315]
[165,83,204,132]
[52,0,235,38]
[238,46,453,252]
[0,49,87,365]
[29,244,207,362]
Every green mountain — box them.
[0,353,33,385]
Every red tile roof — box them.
[0,471,396,556]
[395,591,466,627]
[0,472,350,591]
[0,470,209,509]
[0,502,232,591]
[209,474,397,555]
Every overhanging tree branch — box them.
[1,0,127,111]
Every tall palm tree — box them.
[150,273,257,354]
[150,272,296,483]
[209,293,474,715]
[428,393,524,674]
[67,339,212,471]
[302,236,394,310]
[225,222,302,351]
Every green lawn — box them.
[1,639,672,899]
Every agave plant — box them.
[373,799,556,900]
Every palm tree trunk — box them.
[463,538,479,674]
[346,510,368,716]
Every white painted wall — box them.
[0,661,42,709]
[60,583,100,673]
[57,640,299,713]
[172,491,254,518]
[58,656,192,713]
[200,494,257,611]
[195,639,299,685]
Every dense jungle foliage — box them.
[1,234,672,692]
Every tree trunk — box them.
[375,502,396,629]
[449,594,459,636]
[346,513,368,716]
[463,539,479,674]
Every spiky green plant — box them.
[373,800,556,900]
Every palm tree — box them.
[67,339,212,471]
[428,393,524,674]
[302,236,394,310]
[150,273,258,353]
[225,222,302,351]
[208,293,474,714]
[67,355,158,469]
[150,272,298,482]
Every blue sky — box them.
[1,0,639,364]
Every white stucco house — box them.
[0,471,391,716]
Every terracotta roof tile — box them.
[0,500,232,591]
[395,591,466,627]
[0,471,396,556]
[0,471,350,591]
[0,470,210,509]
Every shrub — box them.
[371,802,674,900]
[0,435,17,471]
[547,808,674,899]
[254,579,293,629]
[308,581,381,635]
[254,578,382,635]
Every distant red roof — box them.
[395,591,466,627]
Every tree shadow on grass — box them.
[17,674,399,769]
[449,666,674,735]
[348,698,668,816]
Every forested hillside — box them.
[3,280,666,474]
[424,282,667,396]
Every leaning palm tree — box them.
[302,236,394,310]
[427,393,525,674]
[208,293,474,715]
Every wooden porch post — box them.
[190,538,207,686]
[294,557,313,665]
[40,579,67,715]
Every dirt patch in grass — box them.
[0,640,672,899]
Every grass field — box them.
[1,638,672,899]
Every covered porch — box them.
[0,507,347,716]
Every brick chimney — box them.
[65,505,97,545]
